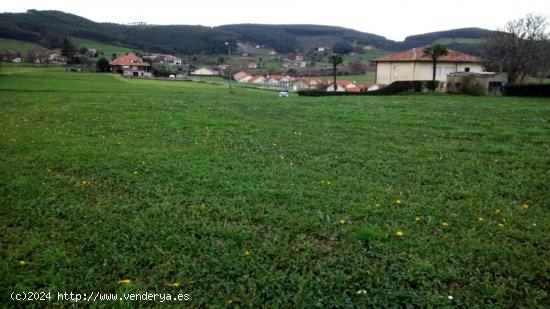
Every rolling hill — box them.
[0,10,492,56]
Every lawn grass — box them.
[0,38,51,55]
[71,37,141,57]
[339,73,376,83]
[1,66,549,307]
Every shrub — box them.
[460,78,486,96]
[504,84,550,97]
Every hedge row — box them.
[297,80,438,96]
[504,84,550,97]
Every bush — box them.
[96,58,110,73]
[460,78,486,96]
[504,84,550,97]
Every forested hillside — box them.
[0,10,492,55]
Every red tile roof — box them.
[373,46,483,63]
[345,82,373,93]
[111,53,150,66]
[328,80,356,87]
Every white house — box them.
[191,67,218,76]
[164,55,182,65]
[111,53,152,77]
[372,46,484,85]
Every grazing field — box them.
[71,37,141,57]
[0,38,51,55]
[1,66,549,307]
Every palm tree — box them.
[329,54,343,91]
[423,44,448,91]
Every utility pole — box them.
[225,42,233,93]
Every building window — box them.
[392,66,399,78]
[465,67,470,72]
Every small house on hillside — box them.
[372,46,484,85]
[111,53,152,77]
[164,55,182,65]
[49,52,66,64]
[191,67,218,76]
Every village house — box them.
[372,46,484,85]
[191,67,218,76]
[48,52,66,64]
[266,74,291,88]
[247,63,258,69]
[295,53,305,61]
[163,55,182,65]
[233,71,254,83]
[111,53,152,77]
[249,75,266,84]
[326,80,357,92]
[289,77,323,90]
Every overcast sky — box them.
[2,0,549,41]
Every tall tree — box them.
[96,58,111,72]
[60,38,77,64]
[329,54,343,91]
[423,44,449,91]
[483,14,549,84]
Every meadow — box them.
[0,66,549,307]
[0,38,52,55]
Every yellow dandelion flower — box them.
[415,216,421,222]
[244,250,251,256]
[339,219,346,224]
[395,199,401,205]
[395,230,404,237]
[170,282,180,288]
[522,204,529,209]
[498,223,504,228]
[495,208,501,214]
[442,221,449,227]
[18,260,26,266]
[118,279,131,285]
[478,217,484,222]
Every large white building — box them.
[372,46,484,85]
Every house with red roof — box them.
[326,80,357,92]
[111,53,152,77]
[372,46,484,85]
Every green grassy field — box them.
[72,37,140,57]
[0,38,51,55]
[1,66,549,307]
[339,73,376,83]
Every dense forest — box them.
[0,10,492,55]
